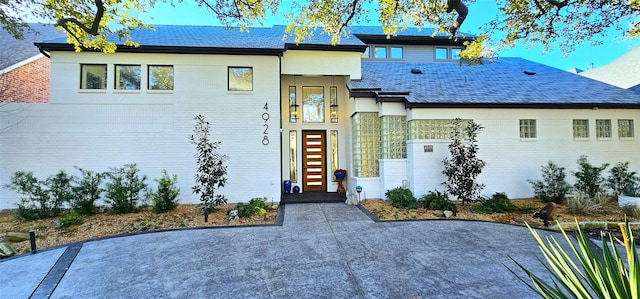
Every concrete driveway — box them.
[1,203,557,298]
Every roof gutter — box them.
[37,44,51,58]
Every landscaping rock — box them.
[0,242,17,258]
[6,232,29,242]
[443,210,454,218]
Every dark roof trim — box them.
[34,42,285,56]
[354,34,472,46]
[284,43,367,52]
[348,88,382,98]
[404,102,640,109]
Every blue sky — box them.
[143,1,639,71]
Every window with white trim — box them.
[618,119,635,138]
[519,119,536,139]
[573,119,589,138]
[596,119,612,138]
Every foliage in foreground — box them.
[508,220,639,298]
[528,161,572,204]
[385,187,417,209]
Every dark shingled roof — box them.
[0,24,66,70]
[36,25,474,53]
[348,58,640,108]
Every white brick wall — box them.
[0,52,282,209]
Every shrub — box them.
[528,161,572,204]
[47,170,74,208]
[385,187,417,209]
[442,118,486,203]
[190,114,228,211]
[621,204,640,218]
[419,190,455,211]
[104,163,148,214]
[234,197,268,218]
[4,171,65,220]
[607,161,640,196]
[55,212,83,229]
[150,170,180,213]
[476,192,516,214]
[573,155,609,198]
[566,192,608,215]
[70,167,104,215]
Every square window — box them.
[80,64,107,89]
[519,119,536,138]
[115,65,141,90]
[618,119,635,138]
[596,119,611,138]
[573,119,589,138]
[435,47,448,60]
[228,67,253,91]
[374,46,387,59]
[148,65,174,90]
[302,86,324,123]
[390,47,403,59]
[451,48,462,60]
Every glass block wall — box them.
[381,116,407,159]
[352,112,380,177]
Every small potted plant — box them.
[334,168,347,180]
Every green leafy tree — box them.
[573,155,609,198]
[104,163,148,214]
[528,161,572,204]
[442,118,486,203]
[190,114,228,211]
[607,161,640,196]
[2,1,637,56]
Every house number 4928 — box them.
[262,102,269,145]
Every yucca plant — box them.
[508,220,639,298]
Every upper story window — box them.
[618,119,635,138]
[115,65,141,90]
[435,47,462,60]
[80,64,107,89]
[596,119,612,138]
[519,119,537,139]
[363,46,403,60]
[573,119,589,138]
[228,67,253,91]
[148,65,174,90]
[374,47,387,59]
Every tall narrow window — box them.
[330,86,338,123]
[573,119,589,138]
[289,86,298,123]
[302,86,324,123]
[519,119,537,139]
[80,64,107,89]
[352,112,380,177]
[381,116,407,159]
[228,67,253,91]
[331,130,339,180]
[619,119,635,138]
[596,119,612,138]
[289,131,297,182]
[115,65,141,90]
[148,65,174,90]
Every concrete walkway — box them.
[0,203,557,298]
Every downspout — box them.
[278,54,283,202]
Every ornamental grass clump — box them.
[508,220,639,298]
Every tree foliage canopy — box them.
[1,0,638,56]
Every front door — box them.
[302,130,326,192]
